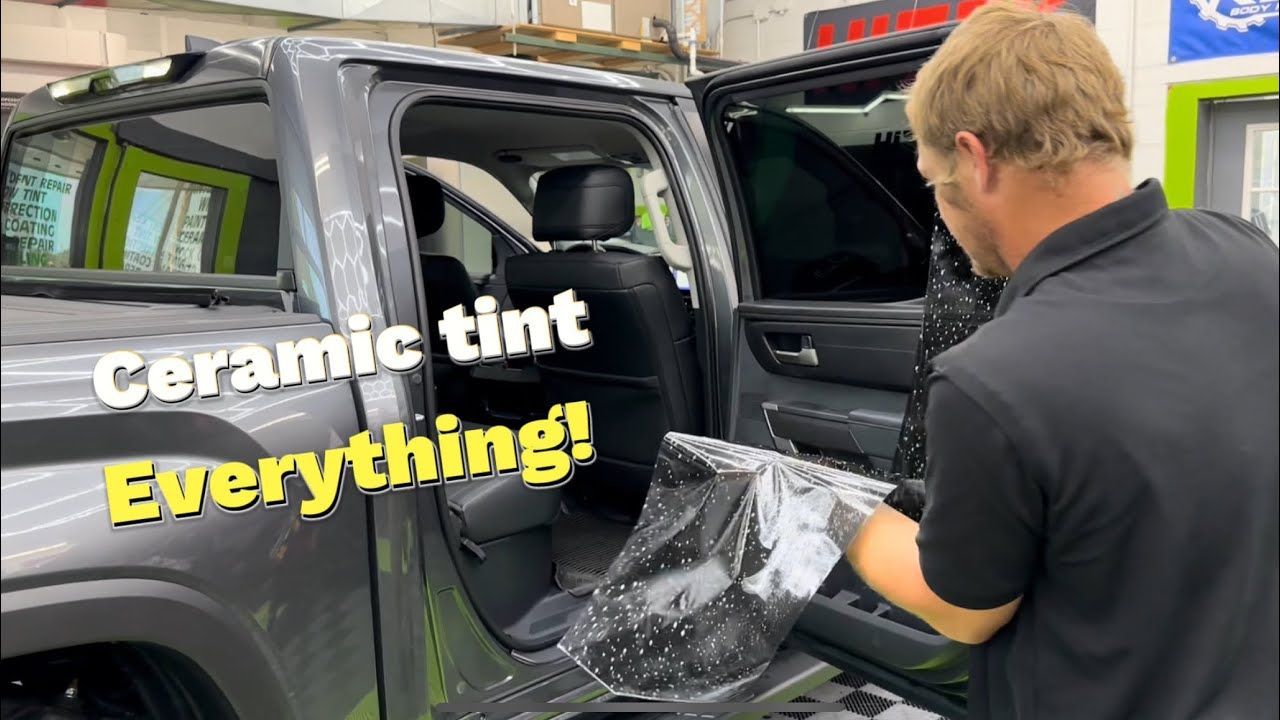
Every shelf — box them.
[438,23,732,73]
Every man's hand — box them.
[846,502,1021,645]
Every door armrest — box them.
[844,408,902,461]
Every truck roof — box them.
[6,36,691,128]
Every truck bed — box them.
[0,294,321,346]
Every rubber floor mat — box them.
[552,510,634,597]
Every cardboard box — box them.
[539,0,614,32]
[613,0,671,40]
[538,0,579,28]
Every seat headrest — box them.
[405,174,446,237]
[533,165,634,243]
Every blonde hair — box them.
[905,1,1133,185]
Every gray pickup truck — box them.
[1,28,970,720]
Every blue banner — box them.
[1169,0,1280,63]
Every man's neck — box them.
[997,161,1134,272]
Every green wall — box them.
[1164,75,1280,209]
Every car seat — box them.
[505,165,704,516]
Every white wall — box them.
[1095,0,1277,185]
[722,0,840,62]
[720,0,1278,185]
[0,0,437,95]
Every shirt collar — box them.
[995,179,1169,317]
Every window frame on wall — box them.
[105,145,248,274]
[122,171,226,273]
[1163,77,1280,210]
[1240,121,1278,244]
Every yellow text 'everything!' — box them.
[104,402,595,529]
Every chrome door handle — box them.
[774,347,818,366]
[772,335,819,367]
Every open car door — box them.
[689,25,985,718]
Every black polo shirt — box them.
[916,180,1279,719]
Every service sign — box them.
[802,0,1097,50]
[1,165,78,267]
[1169,0,1279,63]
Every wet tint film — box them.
[886,221,1007,519]
[558,222,1005,700]
[558,433,895,701]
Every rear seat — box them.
[446,422,561,557]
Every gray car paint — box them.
[0,34,767,720]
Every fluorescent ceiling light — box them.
[785,92,909,116]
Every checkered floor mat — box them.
[763,672,955,720]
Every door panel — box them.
[743,315,918,386]
[733,303,918,470]
[694,23,973,717]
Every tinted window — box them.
[423,197,495,276]
[721,72,931,302]
[123,173,223,272]
[2,129,100,268]
[2,102,280,275]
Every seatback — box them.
[406,173,483,417]
[420,253,478,363]
[506,166,703,514]
[409,175,479,346]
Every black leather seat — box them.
[406,173,482,418]
[506,165,703,514]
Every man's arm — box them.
[846,373,1042,644]
[847,503,1020,644]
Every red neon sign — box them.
[807,0,1087,50]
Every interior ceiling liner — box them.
[559,221,1007,700]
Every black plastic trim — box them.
[0,579,295,719]
[3,80,271,139]
[739,299,923,325]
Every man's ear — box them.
[954,131,993,193]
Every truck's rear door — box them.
[689,26,973,717]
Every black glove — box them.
[883,478,926,522]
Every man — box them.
[846,3,1279,719]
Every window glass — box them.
[410,156,533,241]
[2,130,99,268]
[720,71,932,302]
[1244,123,1278,244]
[123,173,222,272]
[424,198,495,277]
[2,102,280,275]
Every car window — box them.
[2,129,101,268]
[422,197,496,277]
[411,156,534,243]
[720,72,931,303]
[2,102,281,275]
